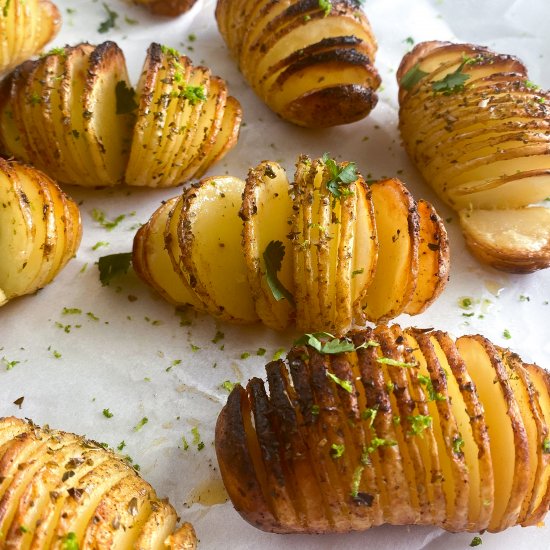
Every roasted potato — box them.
[134,155,449,334]
[215,0,381,127]
[0,416,197,549]
[0,0,61,76]
[0,158,81,307]
[0,42,241,188]
[398,41,550,272]
[215,325,550,535]
[132,0,197,16]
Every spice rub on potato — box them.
[215,325,550,535]
[0,42,241,188]
[132,0,198,16]
[0,0,61,76]
[0,158,81,307]
[398,41,550,273]
[133,155,449,334]
[215,0,380,127]
[0,416,197,549]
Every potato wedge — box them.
[132,0,197,16]
[0,42,241,188]
[398,40,550,271]
[0,417,197,549]
[0,159,81,307]
[0,0,61,76]
[216,324,549,535]
[216,0,380,127]
[135,155,449,333]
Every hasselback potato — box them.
[215,0,380,127]
[215,325,550,535]
[0,417,196,549]
[132,0,198,16]
[0,42,241,188]
[0,158,81,307]
[133,155,449,334]
[0,0,60,76]
[398,41,550,273]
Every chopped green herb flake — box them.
[61,532,79,550]
[366,437,397,454]
[326,372,353,393]
[294,332,365,355]
[263,240,295,304]
[330,443,345,458]
[98,3,118,33]
[322,153,358,198]
[117,441,126,451]
[351,268,364,277]
[115,81,138,115]
[361,407,378,428]
[133,417,148,432]
[272,348,285,361]
[102,408,113,418]
[542,438,550,454]
[97,253,132,286]
[400,63,429,90]
[459,296,474,309]
[2,357,20,371]
[311,404,320,416]
[182,436,189,451]
[211,330,224,344]
[470,536,483,547]
[240,352,250,360]
[417,374,446,401]
[503,329,511,339]
[221,380,237,393]
[318,0,331,16]
[408,414,432,436]
[377,357,417,369]
[62,307,82,315]
[432,60,471,94]
[452,435,465,455]
[256,348,267,356]
[92,209,127,230]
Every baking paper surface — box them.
[1,0,550,548]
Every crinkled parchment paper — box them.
[1,0,549,548]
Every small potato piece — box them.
[0,417,197,549]
[216,324,549,535]
[133,0,198,16]
[0,0,61,76]
[0,159,81,307]
[398,40,550,271]
[216,0,380,127]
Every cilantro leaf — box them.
[322,154,358,198]
[97,253,132,286]
[326,372,353,393]
[318,0,331,16]
[400,63,429,91]
[330,443,345,458]
[263,241,295,304]
[2,0,11,17]
[432,62,470,94]
[115,81,138,115]
[294,332,355,354]
[179,84,207,105]
[377,357,417,368]
[61,532,79,550]
[98,3,118,33]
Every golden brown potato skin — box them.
[0,0,61,75]
[0,416,197,549]
[133,0,198,16]
[398,41,550,272]
[215,0,380,127]
[0,158,81,306]
[216,325,550,535]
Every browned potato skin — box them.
[133,0,197,16]
[0,0,61,76]
[215,0,380,127]
[397,41,550,272]
[0,416,197,549]
[215,325,549,535]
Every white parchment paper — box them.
[1,0,550,548]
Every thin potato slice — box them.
[178,176,258,323]
[241,161,295,330]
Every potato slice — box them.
[456,336,530,532]
[459,206,550,273]
[178,176,258,323]
[362,179,419,322]
[404,200,449,314]
[241,161,295,330]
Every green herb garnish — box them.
[377,357,417,369]
[326,371,353,393]
[61,532,79,550]
[432,60,471,94]
[542,438,550,454]
[133,417,149,432]
[330,443,345,458]
[97,253,132,286]
[221,380,237,393]
[98,3,118,33]
[503,329,511,339]
[407,414,432,436]
[322,153,358,198]
[263,240,295,304]
[102,408,114,418]
[400,63,429,90]
[470,536,482,547]
[115,81,138,115]
[452,435,465,455]
[417,374,446,401]
[318,0,331,16]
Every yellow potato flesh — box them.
[185,177,257,322]
[456,337,514,531]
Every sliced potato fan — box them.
[0,416,197,549]
[215,0,381,127]
[0,42,241,188]
[0,0,60,76]
[215,325,550,535]
[398,41,550,272]
[134,155,449,334]
[0,158,81,307]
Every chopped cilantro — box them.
[330,443,345,458]
[318,0,331,16]
[366,437,397,454]
[62,307,82,315]
[124,15,138,25]
[97,253,132,286]
[470,536,482,547]
[542,438,550,454]
[352,268,364,277]
[177,85,207,105]
[459,296,474,309]
[117,441,126,451]
[221,380,237,393]
[240,352,250,360]
[61,532,79,550]
[403,36,415,46]
[294,332,376,355]
[263,241,294,304]
[115,81,138,115]
[191,426,204,450]
[2,0,11,17]
[432,61,470,94]
[102,408,113,418]
[350,464,364,497]
[361,407,378,428]
[400,63,429,90]
[452,435,465,455]
[326,371,353,393]
[211,330,224,344]
[190,344,200,352]
[98,3,118,33]
[417,374,446,401]
[311,404,320,415]
[133,417,149,432]
[52,350,62,359]
[19,525,29,534]
[256,348,267,356]
[377,357,417,369]
[407,414,432,436]
[182,436,189,451]
[503,329,511,339]
[272,348,285,361]
[322,153,358,198]
[2,357,20,371]
[92,209,127,230]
